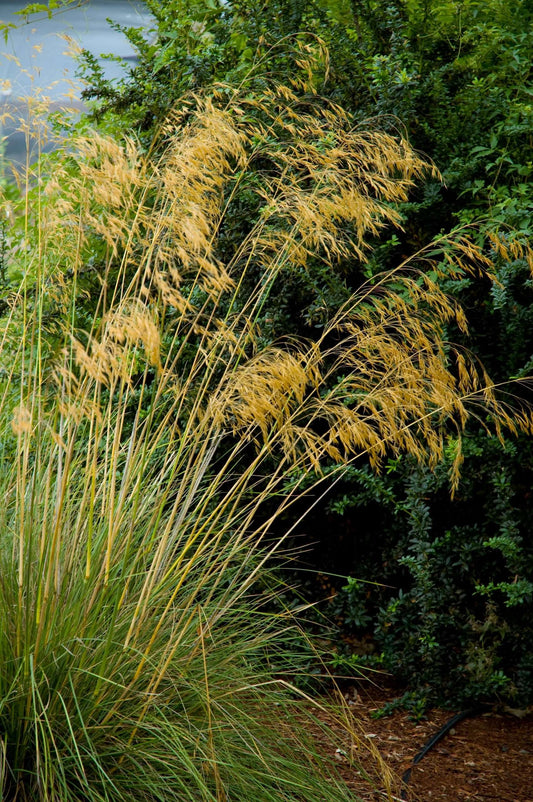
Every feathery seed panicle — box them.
[42,83,533,492]
[234,92,437,273]
[106,300,162,374]
[71,301,162,387]
[11,404,31,436]
[208,345,321,443]
[53,366,102,425]
[40,131,147,265]
[149,104,245,271]
[206,258,532,492]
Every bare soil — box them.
[313,682,533,801]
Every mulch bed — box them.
[311,681,533,801]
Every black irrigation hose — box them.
[400,708,478,800]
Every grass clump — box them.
[0,76,530,801]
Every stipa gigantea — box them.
[0,79,531,801]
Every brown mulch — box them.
[311,682,533,801]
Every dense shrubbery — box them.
[319,0,533,710]
[320,437,533,711]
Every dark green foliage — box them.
[321,439,533,709]
[80,1,331,132]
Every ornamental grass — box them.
[0,73,529,801]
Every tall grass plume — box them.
[0,75,531,801]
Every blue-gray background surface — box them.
[0,0,152,168]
